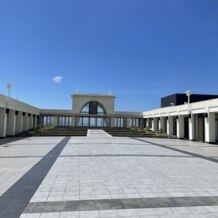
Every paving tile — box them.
[98,209,119,217]
[80,210,100,218]
[2,136,218,217]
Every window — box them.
[130,118,139,127]
[115,118,124,127]
[81,101,106,115]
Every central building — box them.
[40,93,143,128]
[72,93,115,127]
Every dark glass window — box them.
[80,101,106,115]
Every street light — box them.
[185,90,191,114]
[7,82,13,98]
[185,90,191,104]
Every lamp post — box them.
[7,82,13,98]
[185,90,191,114]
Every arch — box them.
[80,101,106,115]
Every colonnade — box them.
[145,113,218,143]
[0,107,39,137]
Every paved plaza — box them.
[1,130,218,217]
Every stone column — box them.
[23,113,28,131]
[152,118,158,131]
[160,117,165,132]
[53,116,58,127]
[26,114,30,130]
[205,113,216,143]
[0,108,7,137]
[111,117,115,128]
[15,111,23,134]
[167,117,173,135]
[146,118,151,129]
[189,114,195,140]
[44,116,48,126]
[71,116,75,127]
[7,109,16,136]
[126,118,131,128]
[177,115,184,139]
[29,114,33,129]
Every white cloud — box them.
[52,76,63,83]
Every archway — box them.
[76,101,110,127]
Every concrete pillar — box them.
[15,111,23,134]
[160,117,165,132]
[151,119,154,130]
[152,118,158,131]
[44,116,46,125]
[53,116,58,126]
[26,114,30,130]
[126,118,130,128]
[0,108,7,137]
[23,113,28,131]
[177,115,184,139]
[7,109,16,136]
[189,114,195,140]
[111,117,115,128]
[71,116,75,127]
[167,117,173,135]
[205,113,216,143]
[29,114,33,129]
[145,118,148,128]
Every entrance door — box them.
[198,115,205,142]
[184,117,189,139]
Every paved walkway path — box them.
[1,133,218,217]
[87,129,112,138]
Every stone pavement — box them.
[1,130,218,217]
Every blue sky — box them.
[0,0,218,111]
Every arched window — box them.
[80,101,106,115]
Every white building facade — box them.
[40,93,143,129]
[0,94,40,137]
[0,92,218,144]
[143,98,218,143]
